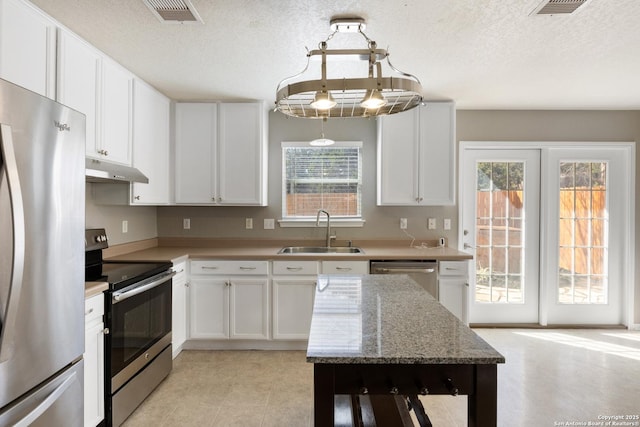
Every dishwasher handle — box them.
[372,267,435,274]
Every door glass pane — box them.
[475,161,525,304]
[557,161,608,304]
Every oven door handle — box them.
[112,270,176,304]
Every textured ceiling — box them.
[29,0,640,109]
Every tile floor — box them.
[122,329,640,427]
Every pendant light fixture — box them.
[309,118,335,146]
[275,17,423,119]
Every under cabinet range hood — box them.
[85,158,149,183]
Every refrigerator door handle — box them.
[0,123,26,363]
[12,371,78,427]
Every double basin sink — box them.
[278,246,364,254]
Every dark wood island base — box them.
[313,363,497,427]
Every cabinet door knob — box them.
[102,328,110,335]
[134,196,140,200]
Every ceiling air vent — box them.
[531,0,591,15]
[143,0,203,24]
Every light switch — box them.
[122,220,128,233]
[245,218,253,229]
[428,218,436,230]
[400,218,407,229]
[183,218,190,230]
[444,218,451,230]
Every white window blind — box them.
[282,141,362,219]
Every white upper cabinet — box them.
[175,103,217,203]
[377,101,456,206]
[131,79,171,205]
[100,59,133,165]
[0,0,57,98]
[57,29,101,156]
[218,102,268,205]
[175,102,268,206]
[57,29,133,166]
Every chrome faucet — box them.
[316,209,336,248]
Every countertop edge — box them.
[305,356,506,364]
[105,245,472,263]
[85,281,108,299]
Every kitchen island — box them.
[307,274,504,426]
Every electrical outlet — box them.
[400,218,407,229]
[428,218,436,230]
[444,218,451,230]
[122,220,128,233]
[183,218,190,230]
[245,218,253,229]
[264,218,275,229]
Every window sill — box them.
[278,218,366,228]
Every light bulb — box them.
[310,91,337,110]
[360,90,387,109]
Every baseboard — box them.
[183,339,308,351]
[470,323,627,329]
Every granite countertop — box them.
[105,241,472,263]
[306,274,505,365]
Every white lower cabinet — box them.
[272,261,319,340]
[189,260,269,340]
[84,293,105,427]
[438,261,469,324]
[171,260,188,358]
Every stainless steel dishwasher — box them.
[370,260,438,298]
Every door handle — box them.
[12,370,77,427]
[112,270,175,303]
[0,124,26,363]
[463,243,476,249]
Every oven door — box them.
[106,270,174,393]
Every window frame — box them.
[279,141,365,228]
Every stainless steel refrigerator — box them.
[0,78,85,426]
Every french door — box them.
[461,143,633,325]
[541,148,629,325]
[461,149,540,323]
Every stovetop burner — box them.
[85,228,172,291]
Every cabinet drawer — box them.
[191,260,269,275]
[85,294,104,323]
[272,261,319,276]
[439,261,469,276]
[322,261,369,275]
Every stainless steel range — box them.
[85,229,174,427]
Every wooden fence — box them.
[285,193,359,217]
[476,189,606,274]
